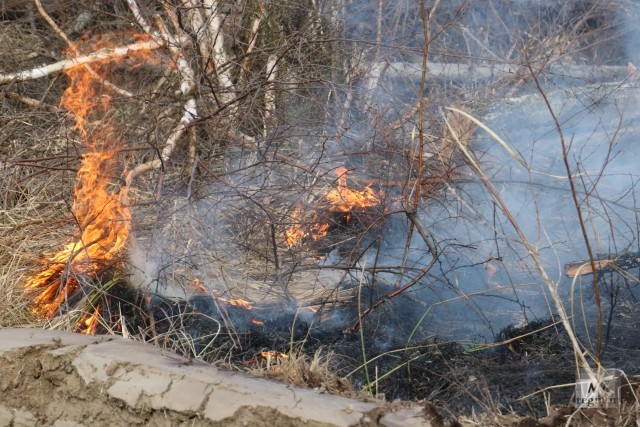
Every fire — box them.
[227,298,253,310]
[285,167,380,247]
[213,293,263,325]
[24,33,159,332]
[261,351,288,373]
[80,306,102,335]
[285,208,307,247]
[261,351,288,363]
[286,228,306,247]
[309,222,329,240]
[191,278,208,295]
[325,167,379,212]
[216,296,254,310]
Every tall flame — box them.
[24,34,157,328]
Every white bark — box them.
[383,61,630,83]
[263,55,278,137]
[202,0,236,106]
[124,0,198,179]
[0,40,163,85]
[126,98,198,180]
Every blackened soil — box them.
[104,284,640,420]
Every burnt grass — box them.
[114,290,577,418]
[82,277,640,419]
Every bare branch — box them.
[124,0,198,180]
[126,98,198,181]
[0,39,163,85]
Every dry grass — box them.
[0,103,78,329]
[250,348,354,395]
[3,4,638,425]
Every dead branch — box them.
[565,252,640,278]
[347,255,438,335]
[126,99,198,181]
[445,106,600,388]
[224,129,315,174]
[34,0,71,45]
[34,0,137,99]
[0,39,163,85]
[124,0,198,181]
[383,61,629,84]
[3,91,75,120]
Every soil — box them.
[2,328,639,427]
[0,328,436,427]
[120,282,640,421]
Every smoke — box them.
[126,0,640,345]
[418,82,640,339]
[325,0,640,342]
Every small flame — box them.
[286,228,306,247]
[228,298,253,310]
[192,278,208,295]
[309,222,329,240]
[261,351,288,362]
[250,319,265,326]
[81,306,101,335]
[260,350,288,372]
[285,167,380,247]
[285,208,307,247]
[216,296,254,310]
[325,167,379,213]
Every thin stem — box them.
[527,62,603,362]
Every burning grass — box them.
[4,4,640,425]
[22,32,162,331]
[285,166,384,248]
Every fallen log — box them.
[564,251,640,277]
[0,39,164,85]
[383,61,634,83]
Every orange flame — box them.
[191,278,208,295]
[261,351,288,362]
[216,296,254,310]
[228,298,253,310]
[24,34,159,330]
[285,208,307,247]
[285,167,380,247]
[309,222,329,241]
[80,306,102,335]
[325,167,379,212]
[213,293,261,324]
[260,350,288,372]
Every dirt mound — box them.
[0,328,434,427]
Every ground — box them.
[0,328,435,427]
